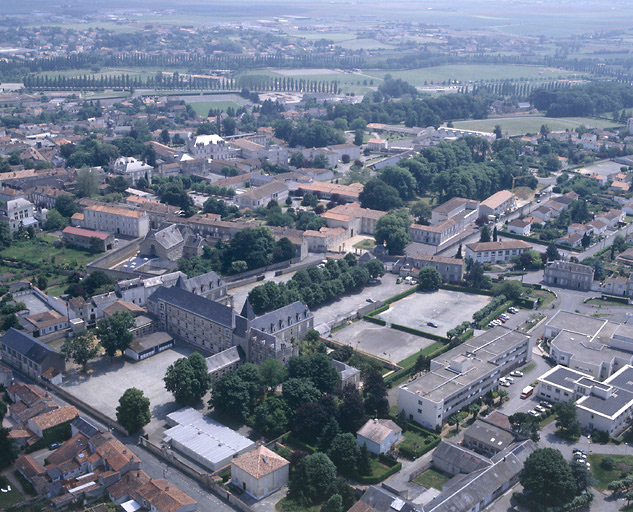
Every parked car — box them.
[500,381,511,387]
[510,371,524,378]
[49,442,61,450]
[427,321,439,328]
[508,307,518,314]
[396,277,403,284]
[539,401,552,408]
[366,298,376,303]
[528,410,540,417]
[496,317,507,323]
[534,405,546,413]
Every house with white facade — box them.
[230,446,289,500]
[356,419,402,454]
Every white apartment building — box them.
[1,198,37,233]
[398,327,532,430]
[537,365,633,437]
[111,156,153,185]
[82,204,150,238]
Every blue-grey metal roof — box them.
[1,328,59,363]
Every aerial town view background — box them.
[1,1,633,511]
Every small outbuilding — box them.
[231,445,289,499]
[124,332,174,361]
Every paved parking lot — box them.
[332,320,436,364]
[313,273,404,329]
[61,344,196,427]
[376,289,491,337]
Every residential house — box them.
[331,359,361,390]
[0,197,37,232]
[531,205,556,222]
[133,479,197,512]
[544,260,594,291]
[397,253,464,283]
[22,310,69,337]
[587,219,608,235]
[230,446,289,500]
[297,182,363,203]
[507,219,531,236]
[431,197,479,225]
[602,274,633,298]
[27,406,79,438]
[111,156,153,185]
[356,419,402,455]
[596,209,625,228]
[556,232,583,248]
[321,202,385,236]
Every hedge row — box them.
[439,284,494,296]
[364,315,386,326]
[479,301,513,327]
[457,329,474,342]
[398,430,441,460]
[390,323,450,343]
[366,304,389,317]
[384,285,419,305]
[282,434,317,454]
[600,294,629,304]
[406,421,439,438]
[355,461,403,484]
[515,296,538,309]
[499,230,581,252]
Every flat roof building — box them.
[164,408,254,471]
[545,311,633,380]
[537,364,633,436]
[398,327,532,430]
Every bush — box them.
[600,456,615,470]
[439,284,494,296]
[473,295,507,323]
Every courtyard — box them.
[61,343,196,432]
[376,288,492,337]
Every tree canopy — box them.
[116,388,151,434]
[164,352,212,406]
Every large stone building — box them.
[186,134,232,160]
[82,204,150,238]
[146,287,309,367]
[395,253,464,283]
[398,327,532,430]
[478,190,516,218]
[139,224,184,260]
[0,328,65,380]
[544,260,594,291]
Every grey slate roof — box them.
[145,224,183,250]
[424,440,536,512]
[349,485,420,512]
[180,270,225,295]
[249,301,311,332]
[147,286,235,328]
[240,298,255,320]
[1,328,60,363]
[432,440,492,474]
[205,346,244,373]
[71,417,100,438]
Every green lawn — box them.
[361,65,586,86]
[452,116,621,136]
[0,476,24,509]
[0,233,98,272]
[276,497,320,512]
[353,239,376,250]
[587,454,633,491]
[187,100,243,117]
[397,342,446,367]
[413,467,451,490]
[399,429,437,459]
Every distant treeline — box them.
[530,81,633,117]
[21,72,341,94]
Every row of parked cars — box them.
[488,308,519,328]
[573,448,591,469]
[498,370,524,387]
[528,400,553,417]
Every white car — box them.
[504,377,514,384]
[500,380,511,387]
[510,371,524,378]
[534,405,546,413]
[528,410,540,417]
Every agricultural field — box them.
[187,100,243,116]
[452,116,622,136]
[286,31,359,42]
[338,38,395,50]
[361,65,589,85]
